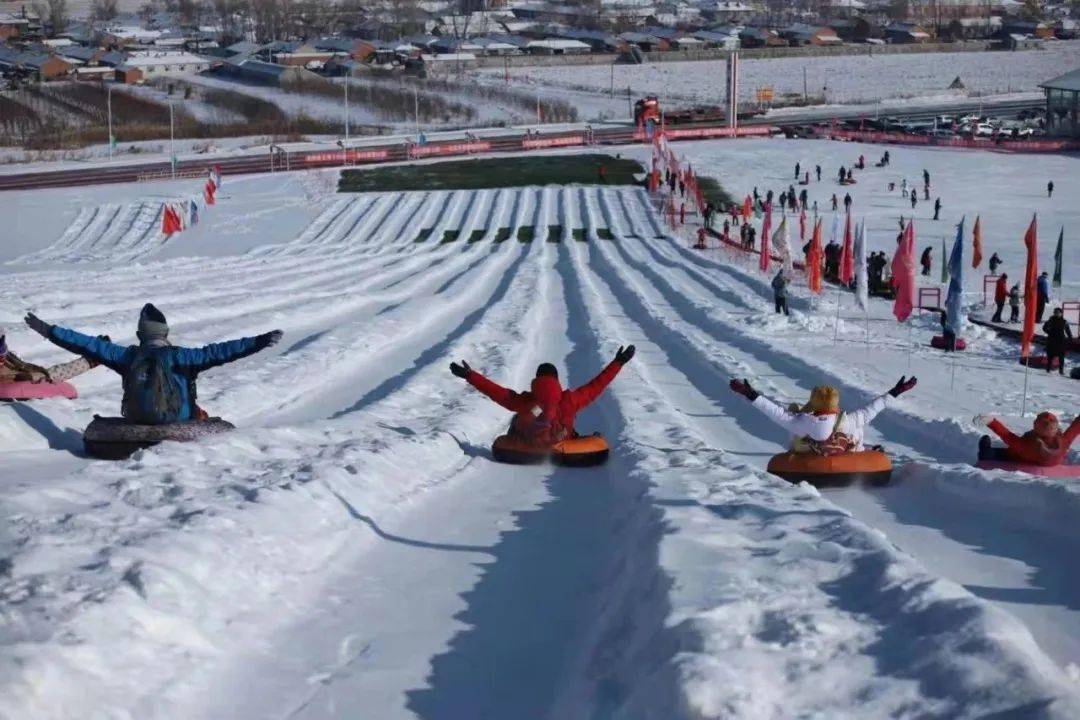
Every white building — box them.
[125,51,212,77]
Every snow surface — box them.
[482,41,1080,108]
[0,139,1078,719]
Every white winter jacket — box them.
[751,392,894,451]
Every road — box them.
[0,97,1045,192]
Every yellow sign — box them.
[756,87,774,104]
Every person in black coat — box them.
[1043,308,1073,375]
[989,253,1002,274]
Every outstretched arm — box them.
[30,315,132,372]
[750,393,834,441]
[464,369,532,413]
[566,346,634,412]
[176,330,281,372]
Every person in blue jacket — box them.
[24,304,282,424]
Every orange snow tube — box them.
[767,449,892,488]
[491,434,610,467]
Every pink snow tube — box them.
[931,336,967,350]
[0,381,78,401]
[976,460,1080,478]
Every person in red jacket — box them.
[450,346,635,444]
[976,412,1080,466]
[991,273,1009,323]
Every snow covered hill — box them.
[1,143,1078,719]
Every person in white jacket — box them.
[729,376,917,453]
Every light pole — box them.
[414,85,420,143]
[107,84,114,162]
[168,101,175,179]
[343,68,350,155]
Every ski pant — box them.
[775,295,789,316]
[992,301,1004,322]
[1009,306,1020,322]
[1036,299,1046,322]
[1047,349,1066,374]
[942,330,956,352]
[933,209,940,220]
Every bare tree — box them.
[91,0,119,23]
[34,0,69,35]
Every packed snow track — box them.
[1,174,1078,720]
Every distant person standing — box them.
[1036,271,1051,322]
[772,270,790,316]
[992,273,1008,322]
[1009,284,1021,323]
[910,188,918,209]
[795,162,801,179]
[844,193,852,212]
[1048,180,1054,198]
[815,165,822,181]
[989,253,1002,274]
[923,168,930,190]
[1043,307,1073,375]
[920,246,932,276]
[831,194,838,211]
[933,197,941,221]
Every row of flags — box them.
[160,165,223,236]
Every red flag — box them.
[892,221,916,322]
[1021,214,1038,358]
[160,204,181,235]
[840,212,854,284]
[742,195,752,221]
[759,204,772,272]
[808,219,823,294]
[204,178,216,205]
[972,215,983,269]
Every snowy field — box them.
[482,41,1080,108]
[0,139,1079,719]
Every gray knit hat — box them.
[137,303,169,342]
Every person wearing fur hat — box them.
[0,332,106,385]
[449,346,635,445]
[729,376,918,454]
[24,304,282,424]
[975,412,1080,466]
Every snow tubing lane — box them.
[0,381,78,401]
[83,415,235,460]
[767,450,893,488]
[491,434,610,467]
[931,336,967,350]
[975,460,1080,478]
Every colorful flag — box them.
[854,220,869,311]
[211,165,223,189]
[759,203,773,272]
[840,212,854,285]
[188,199,199,227]
[892,220,916,322]
[742,195,752,221]
[808,219,823,294]
[1021,215,1038,358]
[940,235,948,283]
[972,215,983,269]
[204,178,216,205]
[1053,227,1063,287]
[945,217,965,336]
[160,204,181,235]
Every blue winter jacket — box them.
[48,326,272,422]
[1037,275,1051,301]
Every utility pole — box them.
[107,84,114,162]
[169,101,175,179]
[414,85,420,143]
[344,70,350,151]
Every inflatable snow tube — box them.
[0,381,78,401]
[767,450,892,488]
[1019,355,1060,370]
[83,415,235,460]
[491,434,610,467]
[1072,366,1080,380]
[931,336,966,350]
[976,460,1080,478]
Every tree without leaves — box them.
[91,0,119,23]
[33,0,69,35]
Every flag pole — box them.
[833,283,842,341]
[1020,358,1031,417]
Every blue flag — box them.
[945,217,965,335]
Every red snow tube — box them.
[0,381,78,401]
[976,460,1080,478]
[491,434,610,467]
[1019,355,1060,370]
[767,449,892,488]
[931,336,966,350]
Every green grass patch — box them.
[597,228,615,240]
[572,228,587,241]
[467,228,487,243]
[517,226,535,242]
[440,229,461,243]
[414,227,435,242]
[339,153,646,193]
[547,225,563,243]
[494,227,512,242]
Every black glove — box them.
[264,330,284,347]
[98,335,111,343]
[729,378,759,401]
[450,360,471,379]
[24,312,52,338]
[888,375,917,398]
[614,345,636,365]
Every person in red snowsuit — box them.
[976,412,1080,466]
[991,273,1008,323]
[450,346,635,444]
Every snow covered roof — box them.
[525,38,591,50]
[1040,67,1080,92]
[126,50,211,67]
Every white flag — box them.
[854,219,869,311]
[773,214,793,276]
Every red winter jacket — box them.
[988,418,1080,466]
[995,277,1008,304]
[466,360,624,443]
